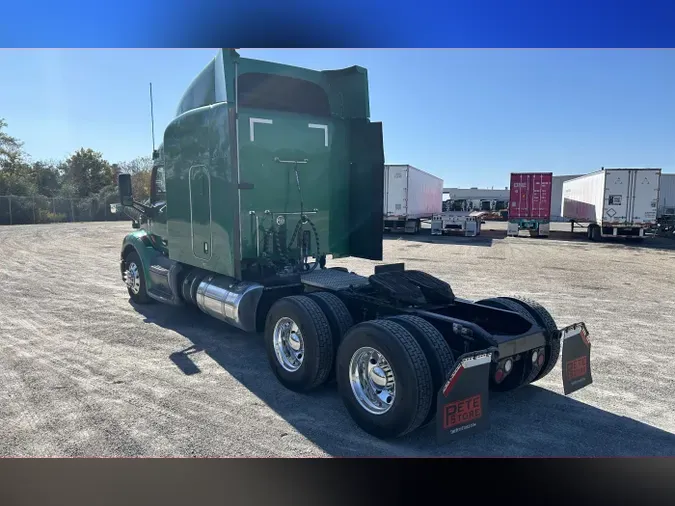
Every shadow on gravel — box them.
[134,302,675,457]
[384,231,495,248]
[507,229,675,251]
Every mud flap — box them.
[561,323,593,395]
[436,350,494,444]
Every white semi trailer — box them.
[657,173,675,218]
[562,167,661,241]
[383,164,443,234]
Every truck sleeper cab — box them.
[117,49,593,443]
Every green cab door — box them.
[189,164,213,260]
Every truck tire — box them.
[264,296,334,393]
[476,297,536,391]
[336,319,433,439]
[386,315,454,426]
[306,292,353,347]
[588,224,601,241]
[504,296,561,383]
[307,291,354,380]
[123,250,152,304]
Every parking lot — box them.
[1,221,674,457]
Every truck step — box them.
[148,286,180,305]
[148,264,170,288]
[147,264,184,306]
[149,264,169,277]
[148,264,184,306]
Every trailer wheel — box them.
[123,251,152,304]
[505,297,561,383]
[476,297,535,391]
[264,296,334,392]
[336,319,433,439]
[386,315,454,426]
[588,224,601,241]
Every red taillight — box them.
[494,369,504,382]
[538,354,544,367]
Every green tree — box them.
[0,118,24,170]
[62,148,114,197]
[32,160,62,197]
[0,161,37,196]
[0,118,37,196]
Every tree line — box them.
[0,118,152,224]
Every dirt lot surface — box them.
[1,221,674,457]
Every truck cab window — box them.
[151,165,166,204]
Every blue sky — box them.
[1,49,674,188]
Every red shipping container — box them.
[509,172,553,220]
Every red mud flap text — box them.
[436,350,494,444]
[561,323,593,395]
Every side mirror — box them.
[118,173,133,206]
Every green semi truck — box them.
[115,49,593,442]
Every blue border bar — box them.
[2,0,675,47]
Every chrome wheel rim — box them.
[349,347,396,415]
[273,317,305,372]
[125,262,141,294]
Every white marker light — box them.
[504,359,513,373]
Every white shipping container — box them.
[550,175,578,222]
[562,168,661,227]
[383,164,443,220]
[658,173,675,216]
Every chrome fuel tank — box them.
[195,275,263,333]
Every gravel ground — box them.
[1,221,674,457]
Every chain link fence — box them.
[0,195,134,226]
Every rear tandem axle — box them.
[122,253,593,443]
